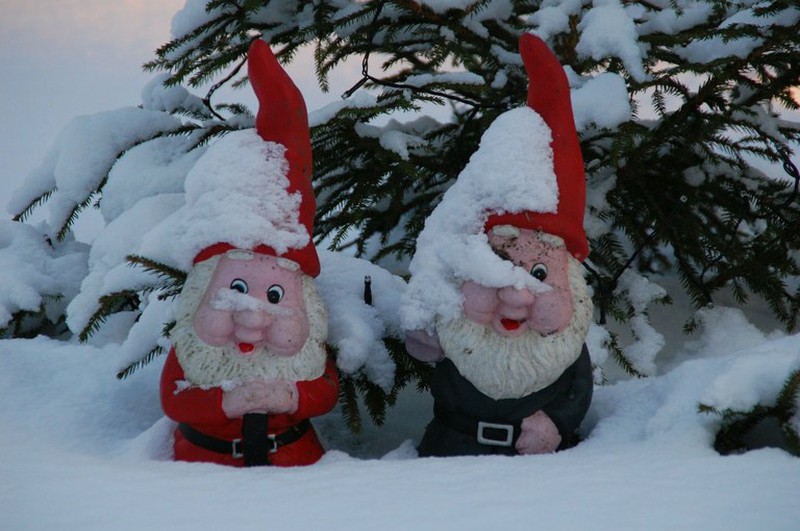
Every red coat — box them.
[160,348,339,467]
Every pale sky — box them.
[0,0,355,220]
[1,1,180,211]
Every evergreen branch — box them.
[202,49,250,120]
[52,128,179,242]
[126,255,187,284]
[337,373,363,433]
[116,344,166,380]
[610,344,646,379]
[359,378,390,427]
[4,296,67,340]
[337,0,515,109]
[79,290,140,343]
[11,189,54,223]
[775,368,800,415]
[116,320,175,379]
[55,194,95,242]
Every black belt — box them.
[434,404,522,448]
[179,416,310,466]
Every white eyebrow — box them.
[491,224,520,238]
[226,250,255,260]
[536,232,566,248]
[277,258,300,271]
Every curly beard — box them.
[170,256,328,389]
[436,258,592,400]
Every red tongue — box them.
[238,343,255,354]
[500,319,521,331]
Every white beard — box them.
[170,256,329,389]
[437,258,592,400]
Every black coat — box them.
[417,345,593,457]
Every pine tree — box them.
[142,0,800,369]
[3,0,800,434]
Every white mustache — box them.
[210,288,293,316]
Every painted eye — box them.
[267,284,284,304]
[530,263,548,281]
[230,278,248,294]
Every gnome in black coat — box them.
[402,34,594,457]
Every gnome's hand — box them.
[515,411,562,455]
[404,329,444,363]
[222,379,299,418]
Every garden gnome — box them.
[160,40,338,467]
[402,34,593,457]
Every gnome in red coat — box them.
[402,34,593,457]
[160,40,338,467]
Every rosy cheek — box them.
[264,313,310,357]
[193,304,235,346]
[461,281,499,325]
[529,288,573,334]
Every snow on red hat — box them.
[485,34,588,262]
[192,40,320,277]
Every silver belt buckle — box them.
[267,434,278,453]
[232,438,243,459]
[233,435,279,457]
[476,421,514,447]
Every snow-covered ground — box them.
[1,304,798,530]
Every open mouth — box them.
[237,343,255,354]
[500,318,524,331]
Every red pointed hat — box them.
[193,40,320,277]
[485,34,588,262]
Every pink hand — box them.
[222,379,298,418]
[404,329,444,362]
[515,411,562,454]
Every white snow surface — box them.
[100,136,204,224]
[317,250,407,391]
[1,304,799,530]
[0,221,88,329]
[401,106,558,332]
[404,71,486,88]
[576,0,646,82]
[308,91,378,127]
[416,0,479,14]
[141,73,207,116]
[571,72,631,131]
[170,0,214,39]
[6,107,182,239]
[677,6,800,63]
[66,194,185,335]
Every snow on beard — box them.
[436,253,592,401]
[170,254,328,389]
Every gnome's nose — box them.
[498,286,536,308]
[233,309,274,328]
[232,309,274,343]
